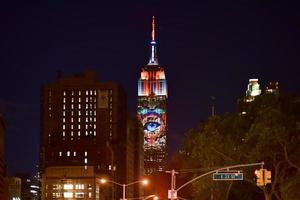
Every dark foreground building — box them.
[40,70,141,199]
[137,17,168,175]
[0,115,8,200]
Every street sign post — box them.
[213,172,243,181]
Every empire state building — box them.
[137,16,168,174]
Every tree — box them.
[175,93,300,200]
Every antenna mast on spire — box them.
[148,16,159,65]
[152,16,155,41]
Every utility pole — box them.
[166,169,179,200]
[211,96,215,117]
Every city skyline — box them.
[1,1,300,176]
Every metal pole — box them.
[123,184,126,200]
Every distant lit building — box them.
[245,79,261,102]
[0,115,8,200]
[266,81,279,94]
[40,70,136,199]
[137,17,168,174]
[8,177,21,200]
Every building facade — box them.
[40,70,131,199]
[8,177,22,200]
[137,17,168,174]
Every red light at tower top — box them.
[152,16,155,41]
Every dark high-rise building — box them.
[137,17,168,175]
[0,115,8,200]
[266,81,279,94]
[40,70,130,199]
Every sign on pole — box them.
[213,172,243,181]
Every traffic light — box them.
[254,169,264,186]
[264,170,272,184]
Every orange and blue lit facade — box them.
[137,17,168,174]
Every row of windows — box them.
[47,192,93,199]
[62,124,96,130]
[63,103,96,110]
[62,110,96,117]
[63,97,97,103]
[63,117,97,123]
[64,90,97,96]
[59,151,88,157]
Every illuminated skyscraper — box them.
[137,17,168,174]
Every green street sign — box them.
[213,172,243,181]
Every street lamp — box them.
[143,194,159,200]
[100,178,148,200]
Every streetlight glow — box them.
[100,178,107,184]
[99,178,149,200]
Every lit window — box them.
[110,97,112,102]
[84,158,87,164]
[63,192,73,198]
[78,111,81,116]
[63,98,66,103]
[90,104,92,109]
[85,124,88,129]
[75,192,84,198]
[85,131,88,136]
[74,152,76,156]
[86,97,88,102]
[72,91,74,96]
[78,118,81,122]
[79,91,81,96]
[84,165,87,170]
[71,111,74,116]
[94,90,96,95]
[59,152,62,156]
[71,104,74,109]
[78,131,81,136]
[63,184,73,190]
[63,125,65,130]
[71,131,73,136]
[86,111,88,116]
[90,111,92,115]
[86,118,88,122]
[71,125,73,130]
[79,97,81,102]
[63,91,66,96]
[86,91,88,95]
[79,104,81,109]
[86,104,88,109]
[93,131,96,136]
[94,111,96,116]
[71,118,73,123]
[85,151,88,156]
[94,104,96,109]
[109,165,112,170]
[78,124,81,129]
[94,124,96,129]
[63,131,65,137]
[63,111,66,116]
[90,97,92,102]
[67,151,70,156]
[90,90,92,95]
[63,118,65,123]
[88,192,92,198]
[94,117,96,122]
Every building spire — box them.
[148,16,159,65]
[152,16,155,41]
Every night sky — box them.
[1,1,300,176]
